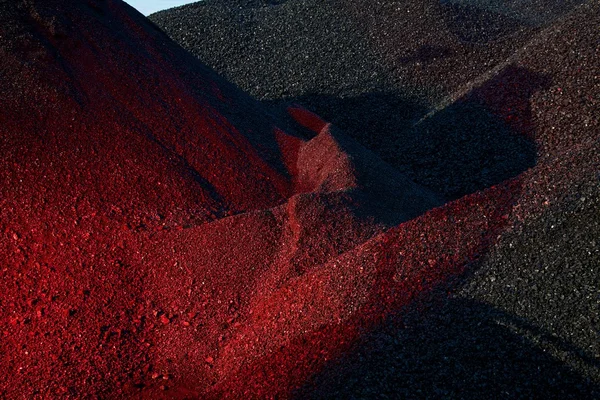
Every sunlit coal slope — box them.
[145,0,600,397]
[0,1,598,400]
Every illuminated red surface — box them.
[1,0,598,399]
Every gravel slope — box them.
[150,1,600,398]
[151,0,587,200]
[0,0,597,398]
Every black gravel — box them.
[294,180,600,399]
[151,0,586,200]
[151,0,600,398]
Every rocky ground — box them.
[151,1,600,398]
[0,0,597,398]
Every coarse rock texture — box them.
[151,0,588,200]
[151,1,600,398]
[0,0,598,399]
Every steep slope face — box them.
[1,0,598,399]
[0,0,294,229]
[288,3,600,398]
[0,1,293,397]
[151,0,575,102]
[150,0,586,200]
[151,0,600,398]
[0,0,443,398]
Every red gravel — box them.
[1,0,598,399]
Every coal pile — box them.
[0,0,598,398]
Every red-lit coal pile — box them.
[1,0,598,399]
[152,0,600,397]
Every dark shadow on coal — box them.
[267,66,548,201]
[440,1,529,43]
[440,0,589,42]
[294,297,600,399]
[399,44,454,65]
